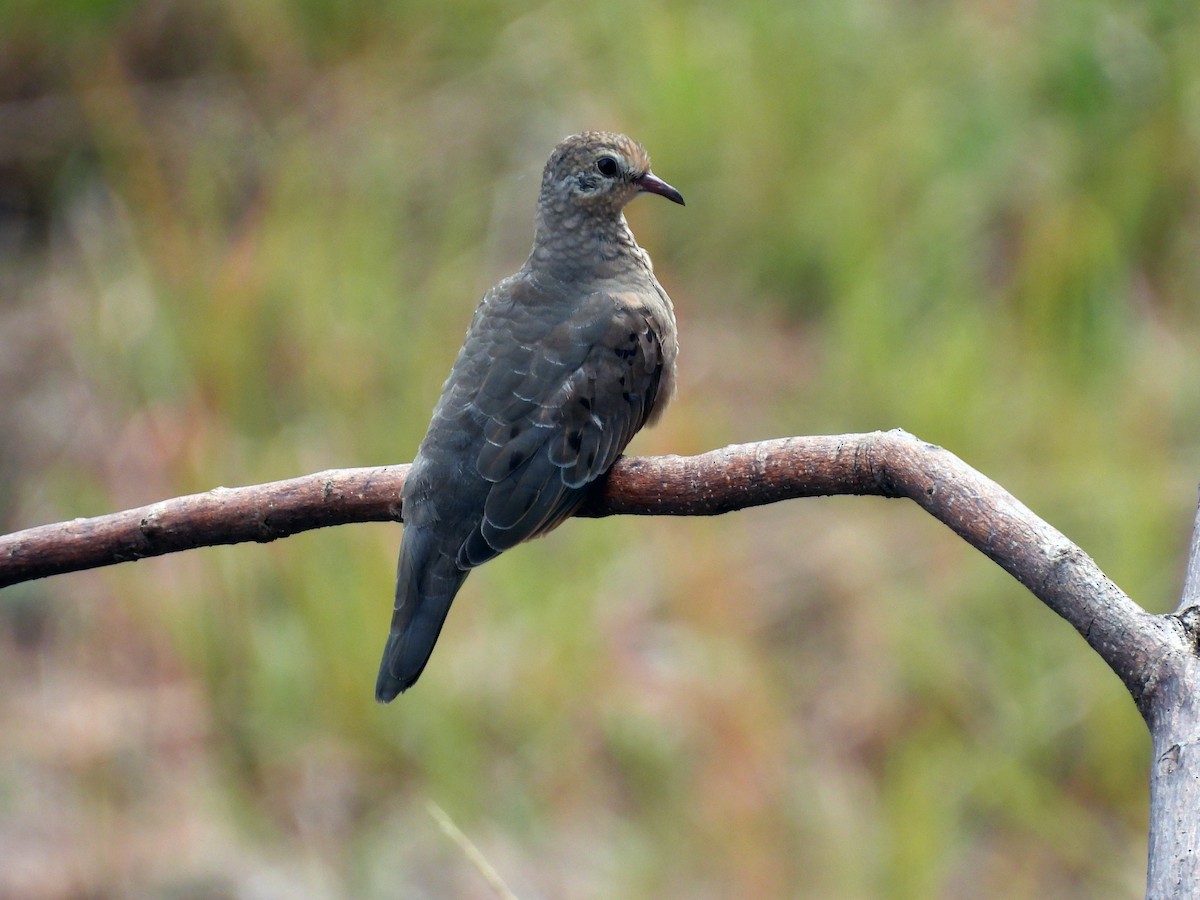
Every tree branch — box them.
[0,430,1171,700]
[3,428,1198,892]
[1177,487,1200,613]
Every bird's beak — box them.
[637,171,685,206]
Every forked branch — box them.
[2,428,1199,894]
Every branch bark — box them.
[2,429,1198,895]
[0,465,409,587]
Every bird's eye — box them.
[596,156,620,178]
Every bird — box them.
[376,131,684,701]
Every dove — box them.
[376,131,684,701]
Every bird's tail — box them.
[375,525,468,702]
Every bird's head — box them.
[540,131,685,216]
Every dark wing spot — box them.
[579,396,592,410]
[509,424,521,439]
[568,431,583,451]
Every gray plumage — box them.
[376,132,684,701]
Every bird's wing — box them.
[458,289,667,568]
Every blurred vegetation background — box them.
[2,0,1198,896]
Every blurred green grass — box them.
[2,0,1198,896]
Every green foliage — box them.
[3,0,1198,895]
